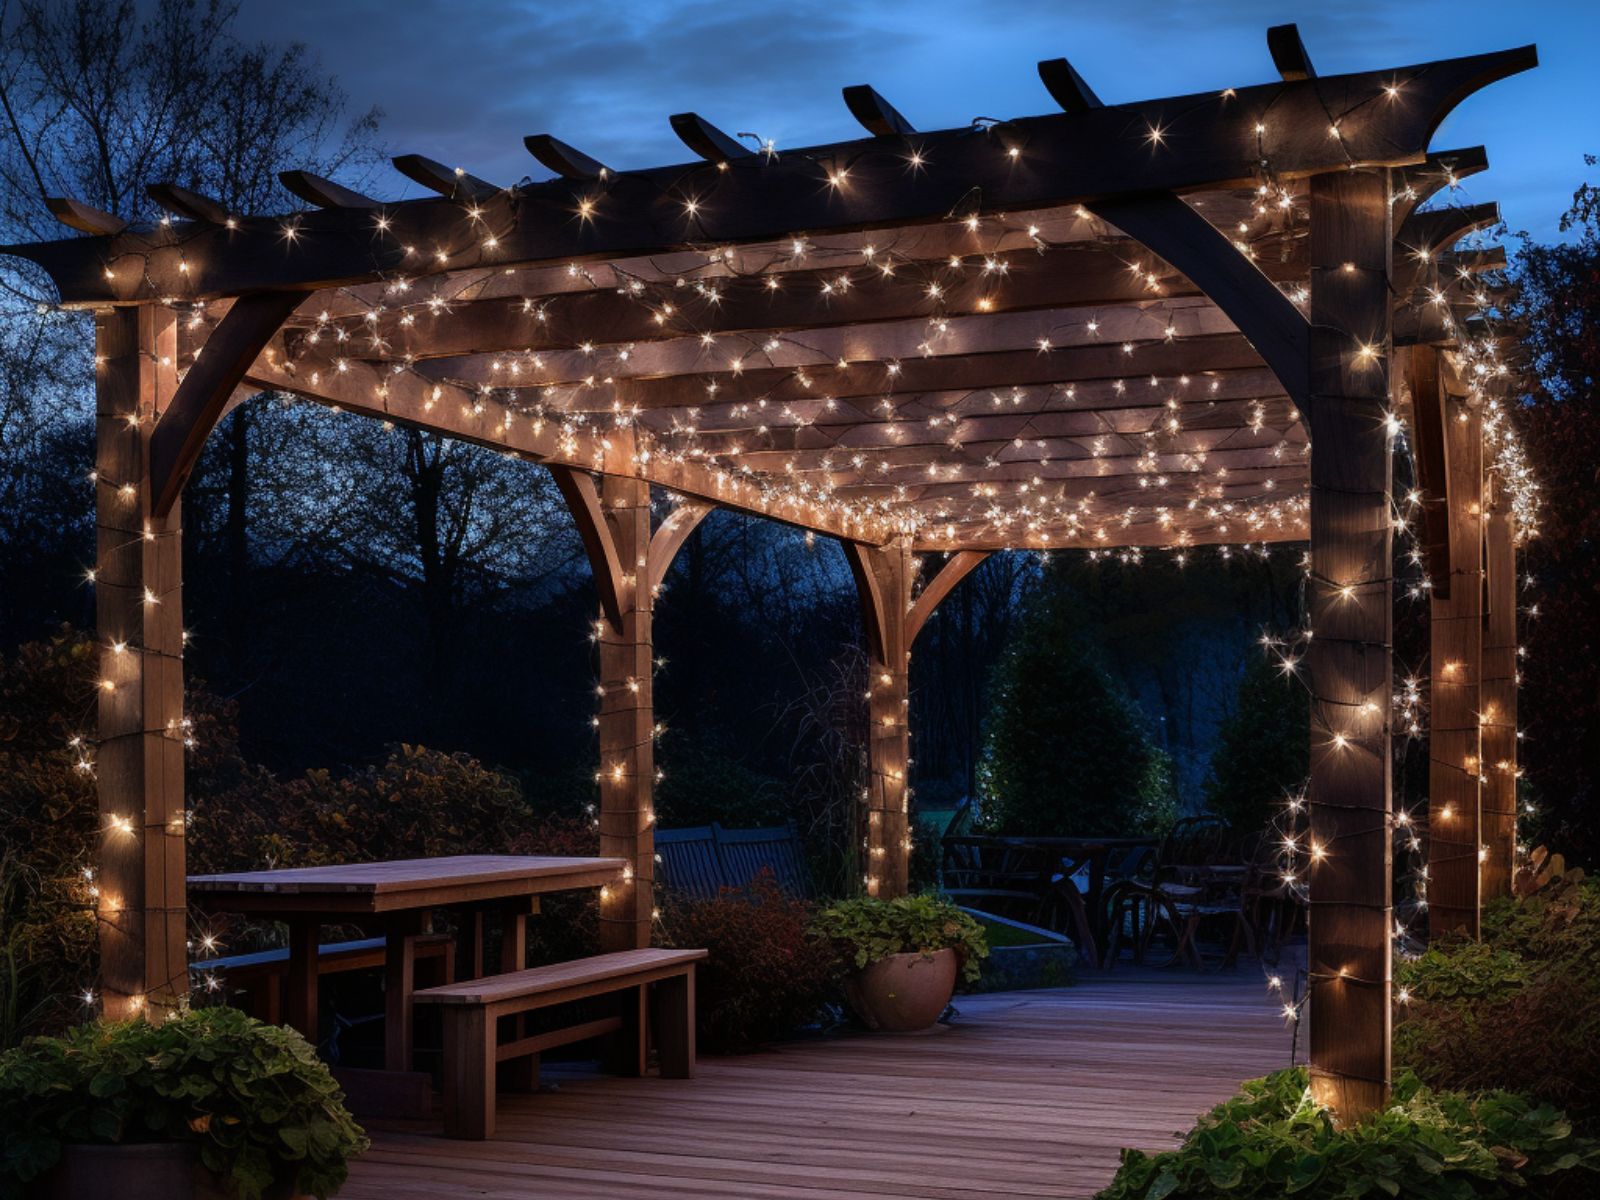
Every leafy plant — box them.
[811,893,989,983]
[1395,942,1532,1002]
[1396,873,1600,1131]
[1513,845,1587,899]
[656,872,836,1053]
[0,1007,367,1200]
[1097,1067,1600,1200]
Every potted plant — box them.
[0,1006,368,1200]
[811,894,988,1032]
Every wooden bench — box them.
[191,933,455,1024]
[413,947,707,1139]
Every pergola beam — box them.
[5,46,1535,306]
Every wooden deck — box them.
[341,970,1299,1200]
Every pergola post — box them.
[842,538,914,897]
[94,306,188,1021]
[1429,377,1485,938]
[594,469,655,951]
[844,543,989,898]
[555,441,713,951]
[1480,492,1519,898]
[1304,168,1395,1122]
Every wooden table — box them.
[188,855,626,1072]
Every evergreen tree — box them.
[978,589,1176,837]
[1203,649,1310,833]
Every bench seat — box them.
[191,933,454,1024]
[413,947,707,1139]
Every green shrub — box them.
[811,893,989,984]
[0,1007,367,1200]
[1396,942,1532,1002]
[1097,1067,1600,1200]
[656,873,836,1053]
[1396,873,1600,1131]
[1202,649,1308,833]
[979,591,1176,837]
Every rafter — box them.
[6,46,1535,306]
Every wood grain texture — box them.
[1429,377,1484,939]
[1304,169,1393,1122]
[342,972,1297,1200]
[1480,503,1518,899]
[95,306,187,1021]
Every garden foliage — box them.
[1395,872,1600,1130]
[979,590,1176,837]
[1097,1067,1600,1200]
[0,1007,367,1200]
[1202,649,1309,833]
[655,872,836,1053]
[811,894,989,983]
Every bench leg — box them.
[284,917,319,1042]
[656,970,696,1079]
[442,1008,495,1140]
[606,984,647,1077]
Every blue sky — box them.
[234,0,1597,241]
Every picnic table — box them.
[188,854,626,1072]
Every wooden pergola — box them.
[2,24,1535,1123]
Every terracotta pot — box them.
[40,1143,310,1200]
[843,947,958,1032]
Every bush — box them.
[979,591,1176,837]
[1097,1067,1600,1200]
[1202,649,1308,833]
[811,894,989,984]
[655,873,835,1053]
[1395,872,1600,1131]
[0,1007,367,1200]
[1395,942,1532,1002]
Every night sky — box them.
[232,0,1596,242]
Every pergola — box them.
[2,24,1536,1123]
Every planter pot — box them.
[39,1143,311,1200]
[843,948,958,1032]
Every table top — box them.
[188,854,628,915]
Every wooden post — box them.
[1429,381,1485,938]
[843,538,914,898]
[1480,492,1518,899]
[1304,169,1394,1122]
[94,306,188,1022]
[596,464,655,951]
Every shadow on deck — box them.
[341,969,1300,1200]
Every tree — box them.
[1510,160,1600,864]
[1202,647,1309,833]
[978,586,1177,838]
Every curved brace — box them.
[1088,192,1311,415]
[549,465,626,632]
[1396,201,1500,256]
[840,540,892,664]
[905,551,990,645]
[150,290,310,517]
[647,501,714,595]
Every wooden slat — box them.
[6,47,1535,305]
[414,949,707,1006]
[497,1016,625,1062]
[341,973,1297,1200]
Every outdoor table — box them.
[188,854,626,1072]
[1027,836,1160,949]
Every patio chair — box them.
[1100,816,1250,969]
[941,836,1098,961]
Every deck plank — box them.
[341,970,1298,1200]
